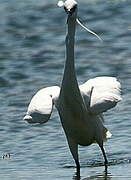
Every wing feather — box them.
[80,77,122,115]
[24,86,60,124]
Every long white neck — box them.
[61,14,79,92]
[59,11,86,120]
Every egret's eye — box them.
[64,4,77,14]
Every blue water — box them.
[0,0,131,179]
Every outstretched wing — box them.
[23,86,60,124]
[79,77,122,115]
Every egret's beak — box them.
[65,8,74,24]
[66,14,71,24]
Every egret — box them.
[23,0,122,172]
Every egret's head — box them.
[57,0,102,41]
[64,0,77,15]
[58,0,77,18]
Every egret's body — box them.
[24,0,121,172]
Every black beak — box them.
[66,13,71,24]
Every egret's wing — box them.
[23,86,60,124]
[79,77,122,115]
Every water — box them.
[0,0,131,179]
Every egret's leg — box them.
[99,145,108,171]
[67,137,80,172]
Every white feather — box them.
[24,86,60,124]
[64,0,77,11]
[57,1,64,7]
[80,77,122,115]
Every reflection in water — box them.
[72,157,131,180]
[73,170,111,180]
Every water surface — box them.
[0,0,131,179]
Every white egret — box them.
[24,0,122,172]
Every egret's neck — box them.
[66,17,76,66]
[62,15,78,88]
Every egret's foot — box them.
[76,167,80,175]
[75,169,80,180]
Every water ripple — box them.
[0,0,131,180]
